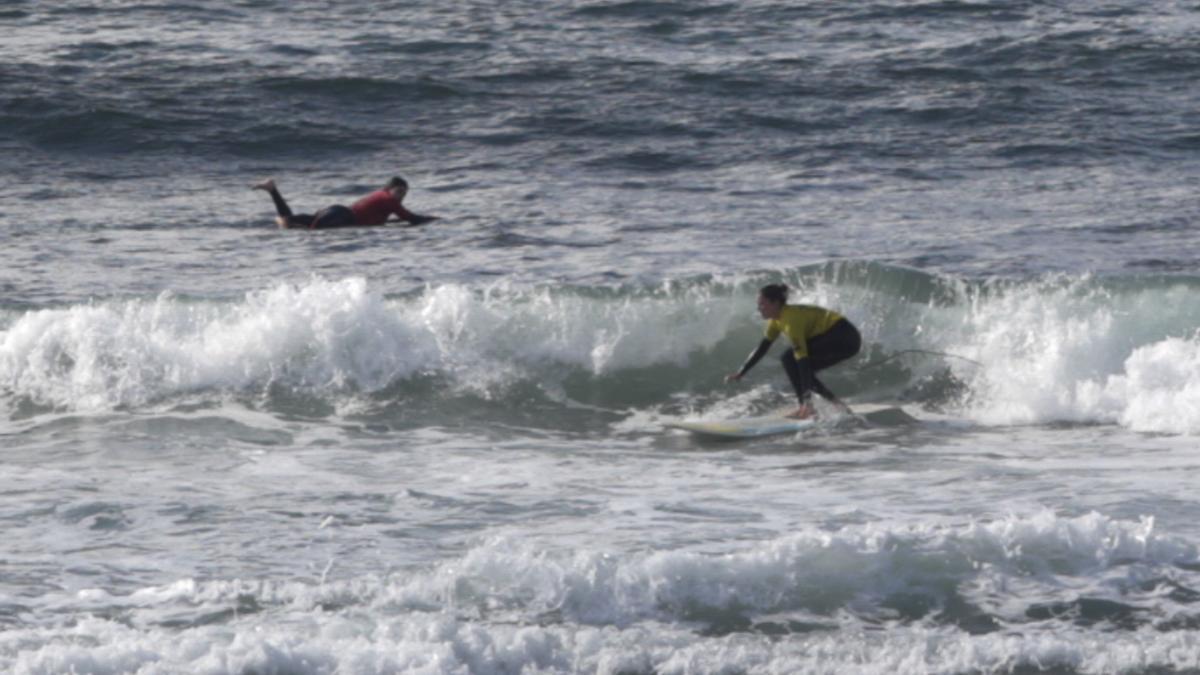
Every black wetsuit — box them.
[779,318,861,402]
[737,312,861,404]
[265,186,356,229]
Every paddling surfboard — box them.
[665,415,816,439]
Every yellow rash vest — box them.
[764,305,845,359]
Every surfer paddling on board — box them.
[253,176,438,229]
[725,284,861,420]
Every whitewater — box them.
[4,0,1200,673]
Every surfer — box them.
[253,176,438,229]
[725,284,861,419]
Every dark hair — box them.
[385,176,408,190]
[759,284,788,304]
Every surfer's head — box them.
[757,284,787,320]
[385,176,409,200]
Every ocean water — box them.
[3,1,1200,673]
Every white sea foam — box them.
[925,277,1200,434]
[0,278,434,410]
[374,510,1189,627]
[10,613,1200,675]
[5,512,1199,675]
[7,615,1200,675]
[1102,336,1200,434]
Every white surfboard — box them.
[665,415,816,439]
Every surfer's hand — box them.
[724,372,742,383]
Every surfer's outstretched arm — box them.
[726,338,772,382]
[391,211,439,226]
[393,202,438,225]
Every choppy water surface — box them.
[4,1,1200,673]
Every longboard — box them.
[665,415,816,439]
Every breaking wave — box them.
[3,262,1199,434]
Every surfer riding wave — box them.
[726,284,861,419]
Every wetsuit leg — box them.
[806,319,862,370]
[781,349,818,403]
[781,350,842,403]
[780,319,862,403]
[310,204,357,229]
[265,186,314,227]
[266,186,294,218]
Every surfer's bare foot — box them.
[785,404,815,420]
[252,178,276,192]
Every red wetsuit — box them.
[350,190,416,226]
